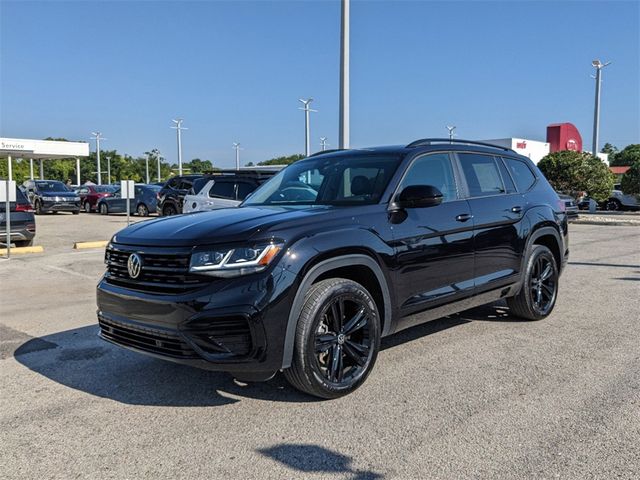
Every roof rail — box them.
[308,148,347,157]
[406,138,514,152]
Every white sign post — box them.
[120,180,134,226]
[1,180,17,259]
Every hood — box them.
[112,205,341,247]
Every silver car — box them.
[182,168,283,214]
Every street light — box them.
[446,126,457,142]
[90,132,105,184]
[232,142,243,170]
[320,137,329,151]
[171,119,187,176]
[339,0,350,149]
[299,98,316,157]
[591,59,611,155]
[144,153,150,184]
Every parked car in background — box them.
[76,184,118,213]
[182,168,282,213]
[97,184,161,216]
[605,184,640,211]
[156,174,204,216]
[0,186,36,247]
[557,193,578,219]
[23,179,81,215]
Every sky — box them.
[1,0,638,168]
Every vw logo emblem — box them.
[127,253,143,279]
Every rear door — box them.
[455,152,525,292]
[391,152,475,321]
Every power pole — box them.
[591,60,611,155]
[233,142,242,170]
[339,0,350,149]
[91,132,105,184]
[171,119,187,176]
[299,98,316,157]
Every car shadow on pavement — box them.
[258,444,383,480]
[13,302,520,406]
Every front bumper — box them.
[96,265,299,376]
[42,200,80,212]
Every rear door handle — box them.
[511,206,523,214]
[456,213,473,222]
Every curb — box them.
[0,245,44,255]
[73,240,109,250]
[572,220,640,227]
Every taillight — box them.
[15,203,35,213]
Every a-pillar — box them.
[75,158,81,186]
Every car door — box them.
[455,152,525,292]
[108,189,126,213]
[391,152,475,322]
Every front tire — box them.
[84,202,92,213]
[606,198,622,211]
[35,201,43,215]
[507,245,559,320]
[284,278,381,399]
[99,203,109,215]
[163,204,177,216]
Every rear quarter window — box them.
[504,158,536,192]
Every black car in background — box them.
[98,139,569,399]
[0,186,36,247]
[156,174,204,216]
[23,179,81,215]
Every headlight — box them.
[189,242,283,277]
[74,196,81,201]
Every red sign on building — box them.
[546,123,583,152]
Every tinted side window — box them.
[236,182,256,200]
[398,153,457,202]
[209,181,236,199]
[179,179,193,190]
[458,153,505,197]
[504,158,536,192]
[167,178,179,189]
[496,158,517,194]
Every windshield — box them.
[243,154,401,206]
[95,185,117,193]
[36,181,70,192]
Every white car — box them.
[182,168,283,213]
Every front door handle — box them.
[456,213,473,222]
[511,206,523,214]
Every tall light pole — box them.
[591,59,611,155]
[144,153,150,184]
[320,137,328,151]
[90,132,105,184]
[446,125,457,142]
[232,143,242,170]
[171,119,187,176]
[339,0,350,149]
[105,156,111,184]
[299,98,316,157]
[154,150,162,182]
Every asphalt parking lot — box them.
[1,215,639,479]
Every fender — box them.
[280,254,393,369]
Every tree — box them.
[258,154,304,166]
[245,162,254,167]
[620,161,640,195]
[610,144,640,167]
[601,143,618,164]
[186,158,213,173]
[537,150,614,202]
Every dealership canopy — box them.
[0,137,90,185]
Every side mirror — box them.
[391,185,443,210]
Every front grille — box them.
[105,244,207,294]
[99,315,198,359]
[190,316,253,357]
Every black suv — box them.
[23,179,81,215]
[156,174,204,216]
[1,186,36,247]
[97,139,569,399]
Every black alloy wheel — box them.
[284,278,381,399]
[507,244,559,320]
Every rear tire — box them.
[507,245,559,320]
[84,202,92,213]
[606,198,622,211]
[163,204,177,216]
[284,278,381,399]
[136,203,149,216]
